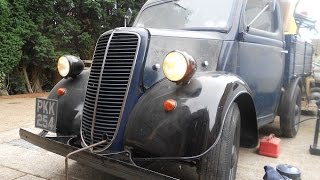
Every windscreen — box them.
[135,0,236,31]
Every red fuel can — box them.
[259,134,281,158]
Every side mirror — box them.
[124,8,133,27]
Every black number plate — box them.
[35,98,58,132]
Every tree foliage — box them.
[0,0,26,90]
[0,0,146,94]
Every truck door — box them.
[238,0,284,125]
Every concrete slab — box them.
[0,166,26,179]
[16,174,47,180]
[237,117,320,180]
[0,126,41,144]
[0,142,119,180]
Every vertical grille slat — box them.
[81,32,139,151]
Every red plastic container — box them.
[259,134,281,158]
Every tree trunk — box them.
[0,75,9,96]
[0,89,9,96]
[53,70,62,85]
[31,66,43,93]
[22,64,33,93]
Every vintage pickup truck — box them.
[20,0,313,179]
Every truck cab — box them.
[21,0,310,179]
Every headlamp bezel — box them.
[162,51,197,85]
[57,55,84,78]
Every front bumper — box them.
[19,128,177,180]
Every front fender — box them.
[124,72,254,158]
[48,70,89,135]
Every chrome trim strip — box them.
[80,31,113,148]
[90,32,115,145]
[93,31,141,152]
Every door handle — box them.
[281,50,288,54]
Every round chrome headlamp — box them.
[57,56,70,77]
[162,51,197,84]
[57,55,84,78]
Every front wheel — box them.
[198,103,241,180]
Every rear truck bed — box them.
[284,34,313,84]
[19,128,177,180]
[284,35,314,112]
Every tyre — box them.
[280,85,302,138]
[198,103,241,180]
[310,92,320,105]
[310,87,320,93]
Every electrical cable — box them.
[295,117,317,125]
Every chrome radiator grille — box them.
[81,32,140,150]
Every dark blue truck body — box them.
[20,0,313,179]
